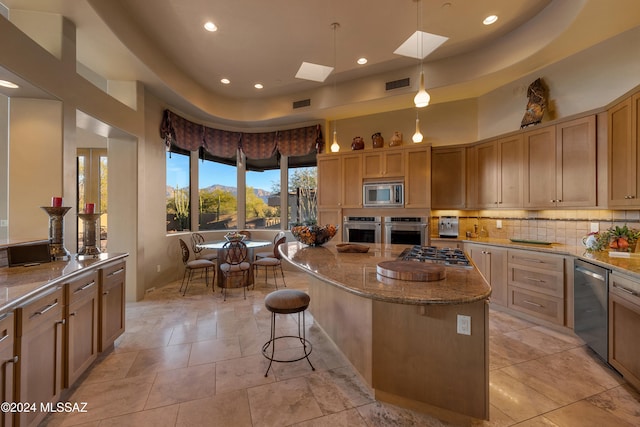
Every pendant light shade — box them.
[412,114,423,143]
[330,128,340,152]
[414,71,430,108]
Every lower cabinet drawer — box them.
[509,265,564,297]
[508,286,564,325]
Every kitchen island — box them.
[279,242,491,422]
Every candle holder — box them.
[41,206,72,260]
[77,212,103,258]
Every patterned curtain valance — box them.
[160,109,322,159]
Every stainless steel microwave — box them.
[363,182,404,207]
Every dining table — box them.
[197,239,271,287]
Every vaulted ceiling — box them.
[2,0,640,127]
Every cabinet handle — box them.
[517,257,543,263]
[0,334,8,344]
[73,280,96,294]
[56,319,66,325]
[524,276,545,283]
[34,301,59,316]
[103,291,110,296]
[107,267,125,277]
[7,356,18,364]
[612,283,638,296]
[69,312,77,317]
[522,300,543,308]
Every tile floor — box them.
[43,269,640,427]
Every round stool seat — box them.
[265,289,310,314]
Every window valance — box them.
[160,109,322,160]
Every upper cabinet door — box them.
[523,126,557,208]
[317,155,342,208]
[362,149,404,178]
[497,134,524,208]
[475,140,499,208]
[608,97,637,207]
[556,115,596,208]
[431,146,466,209]
[405,145,431,208]
[341,154,362,207]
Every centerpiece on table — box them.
[224,231,246,242]
[291,222,338,247]
[584,225,640,252]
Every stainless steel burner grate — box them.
[399,245,472,268]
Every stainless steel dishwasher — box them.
[574,259,610,362]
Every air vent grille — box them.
[385,78,410,91]
[292,99,311,109]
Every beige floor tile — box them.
[188,336,242,366]
[292,408,369,426]
[489,334,547,370]
[176,389,253,427]
[113,328,174,353]
[503,327,582,355]
[306,368,374,414]
[215,354,275,394]
[82,351,138,384]
[489,370,561,422]
[145,363,216,409]
[247,376,324,427]
[543,399,637,427]
[356,401,451,426]
[126,344,191,377]
[97,405,179,427]
[167,321,218,345]
[585,383,640,425]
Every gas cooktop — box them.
[399,245,472,268]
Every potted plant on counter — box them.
[588,225,640,252]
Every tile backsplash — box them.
[431,209,640,247]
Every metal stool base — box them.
[262,311,315,377]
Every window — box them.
[166,147,191,232]
[245,155,281,230]
[287,166,317,227]
[198,157,237,230]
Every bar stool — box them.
[262,289,315,377]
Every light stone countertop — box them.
[461,237,640,279]
[0,253,128,313]
[279,242,491,305]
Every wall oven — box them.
[384,216,429,246]
[343,216,382,243]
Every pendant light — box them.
[330,22,341,153]
[413,0,430,108]
[412,110,423,143]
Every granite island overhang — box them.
[279,241,491,422]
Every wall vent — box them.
[293,99,311,109]
[385,78,410,91]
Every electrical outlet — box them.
[457,315,471,335]
[157,265,161,272]
[496,219,502,229]
[590,222,599,233]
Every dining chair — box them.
[252,235,287,289]
[238,230,252,240]
[191,233,217,262]
[219,240,251,301]
[255,231,285,261]
[178,238,216,296]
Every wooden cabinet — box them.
[608,95,640,207]
[362,149,404,178]
[0,313,16,427]
[65,270,99,386]
[404,145,430,208]
[317,153,362,209]
[473,135,523,208]
[317,155,342,208]
[15,287,65,427]
[466,243,508,306]
[507,250,565,325]
[99,261,126,351]
[431,146,465,209]
[524,116,596,208]
[609,272,640,391]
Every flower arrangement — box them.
[587,225,640,252]
[291,224,338,247]
[224,232,246,242]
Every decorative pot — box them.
[372,132,384,149]
[390,131,403,147]
[351,136,364,150]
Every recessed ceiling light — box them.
[483,15,498,25]
[220,78,230,84]
[254,83,263,89]
[357,57,368,65]
[0,79,19,89]
[204,21,217,32]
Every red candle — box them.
[85,203,95,213]
[51,197,62,207]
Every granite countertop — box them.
[461,237,640,279]
[0,253,128,313]
[280,242,491,305]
